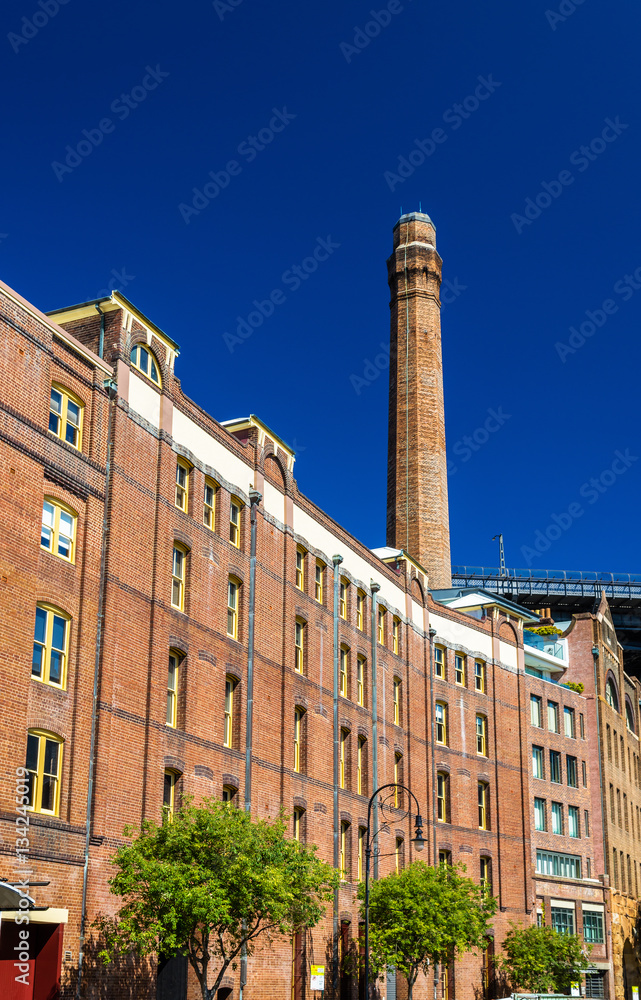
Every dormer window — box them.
[131,344,161,386]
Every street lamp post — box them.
[363,783,425,999]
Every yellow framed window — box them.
[476,714,488,757]
[435,646,444,678]
[315,562,324,603]
[32,605,69,688]
[227,577,239,638]
[339,578,347,619]
[358,827,365,881]
[41,498,76,562]
[475,659,485,693]
[392,618,400,655]
[377,608,385,645]
[163,769,178,818]
[166,652,180,727]
[455,653,465,686]
[439,850,451,866]
[224,676,236,747]
[478,781,489,830]
[222,785,236,803]
[175,460,189,511]
[480,856,491,890]
[357,736,365,795]
[437,772,448,822]
[171,544,187,610]
[49,385,83,449]
[204,478,217,529]
[293,807,303,842]
[295,619,304,673]
[340,729,348,788]
[393,677,401,726]
[356,591,364,631]
[340,821,349,879]
[357,657,365,706]
[395,837,403,873]
[394,753,402,806]
[340,646,348,697]
[130,344,161,385]
[294,708,304,772]
[435,702,447,745]
[229,498,242,547]
[25,730,63,815]
[296,548,305,590]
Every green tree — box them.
[358,861,497,1000]
[98,799,338,1000]
[496,923,592,994]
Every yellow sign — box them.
[310,965,325,991]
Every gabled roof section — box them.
[46,290,180,354]
[221,415,296,472]
[431,586,539,623]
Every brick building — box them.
[0,212,626,1000]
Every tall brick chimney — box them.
[386,212,451,589]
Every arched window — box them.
[626,698,636,734]
[32,604,70,688]
[49,384,83,449]
[41,498,77,562]
[26,730,63,815]
[171,544,188,611]
[166,650,183,728]
[435,701,448,745]
[130,343,161,385]
[605,675,620,711]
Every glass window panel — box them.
[52,615,66,652]
[49,651,62,684]
[43,738,59,776]
[34,606,47,645]
[151,359,159,383]
[50,389,62,414]
[26,734,39,772]
[139,347,149,374]
[41,775,55,812]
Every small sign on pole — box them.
[310,965,325,991]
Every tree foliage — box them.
[496,923,592,994]
[358,861,497,999]
[98,799,339,1000]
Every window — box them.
[626,700,636,733]
[163,769,178,818]
[476,715,488,757]
[607,724,612,760]
[293,807,303,842]
[434,646,444,678]
[296,548,305,590]
[294,709,304,773]
[395,837,404,873]
[392,618,400,656]
[530,695,543,728]
[610,784,615,822]
[550,750,562,783]
[584,809,590,837]
[564,706,575,738]
[41,499,76,561]
[315,561,324,603]
[227,577,239,638]
[475,660,485,693]
[357,657,365,707]
[166,651,180,727]
[340,822,349,879]
[224,677,236,748]
[547,701,559,733]
[587,858,592,879]
[340,647,348,698]
[455,653,465,686]
[439,850,451,866]
[480,857,491,890]
[229,497,242,547]
[25,730,63,815]
[435,702,447,745]
[394,753,402,807]
[358,827,365,880]
[583,910,604,944]
[377,608,385,645]
[536,850,581,879]
[175,459,189,511]
[534,798,546,831]
[171,544,187,611]
[222,785,237,803]
[551,906,575,936]
[585,973,606,998]
[340,729,348,789]
[568,805,579,838]
[356,591,364,631]
[551,802,563,835]
[437,772,449,822]
[204,478,217,529]
[393,677,401,726]
[357,737,365,795]
[580,713,585,739]
[339,578,347,619]
[567,755,578,788]
[606,676,619,710]
[582,760,587,787]
[130,344,160,384]
[32,605,69,688]
[532,746,544,779]
[478,782,489,830]
[49,385,83,449]
[295,619,304,673]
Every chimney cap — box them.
[394,211,435,228]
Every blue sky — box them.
[3,0,640,575]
